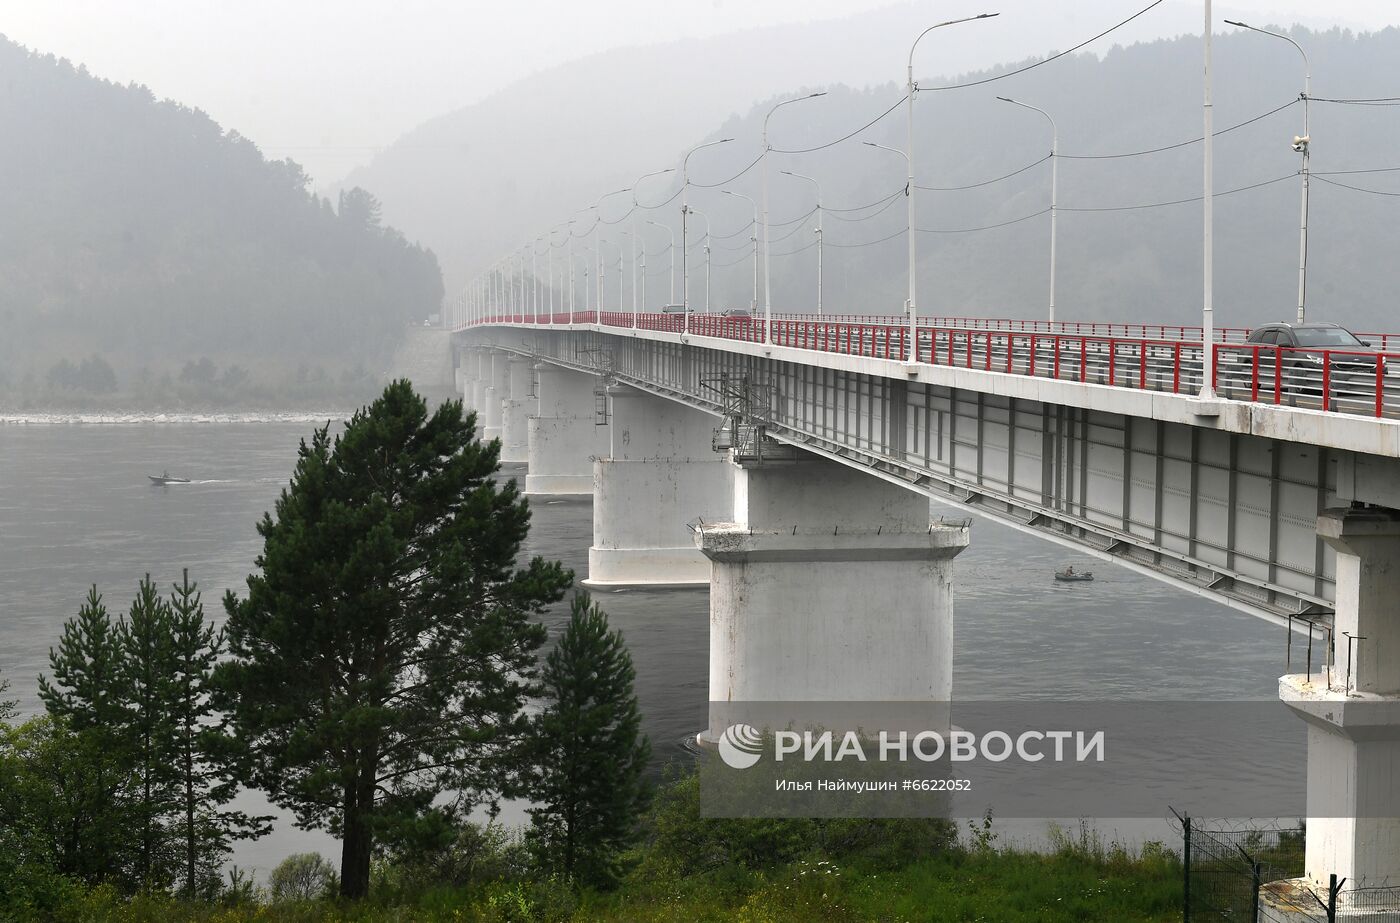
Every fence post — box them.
[1182,814,1191,923]
[1251,859,1261,923]
[1328,873,1340,923]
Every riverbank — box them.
[7,775,1182,923]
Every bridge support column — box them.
[480,351,509,445]
[584,386,732,587]
[524,363,606,495]
[465,350,489,431]
[1271,506,1400,905]
[695,454,969,745]
[499,357,534,465]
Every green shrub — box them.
[267,852,337,903]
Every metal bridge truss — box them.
[480,330,1337,630]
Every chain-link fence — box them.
[1175,811,1400,921]
[1175,812,1305,921]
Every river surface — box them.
[0,417,1292,874]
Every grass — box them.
[32,839,1181,923]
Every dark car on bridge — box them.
[1225,322,1380,400]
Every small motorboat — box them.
[148,471,191,485]
[1054,567,1094,582]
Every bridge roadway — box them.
[457,309,1400,625]
[454,309,1400,892]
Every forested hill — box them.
[0,37,444,394]
[661,26,1400,332]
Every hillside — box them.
[435,25,1400,331]
[335,0,1219,293]
[0,37,444,401]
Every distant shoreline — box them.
[0,410,356,425]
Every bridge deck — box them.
[461,311,1400,420]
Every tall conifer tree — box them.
[530,592,650,887]
[117,575,177,888]
[216,381,571,898]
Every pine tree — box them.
[38,586,124,732]
[216,380,572,898]
[117,575,177,889]
[166,570,263,899]
[36,587,141,887]
[530,592,650,888]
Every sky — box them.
[3,0,1397,186]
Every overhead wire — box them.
[1059,172,1295,211]
[914,153,1051,190]
[1060,99,1298,160]
[687,153,765,189]
[918,207,1050,233]
[919,0,1167,92]
[1312,175,1400,197]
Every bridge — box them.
[452,306,1400,893]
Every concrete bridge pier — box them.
[1269,505,1400,910]
[584,386,733,588]
[695,453,969,745]
[480,350,510,445]
[525,363,607,495]
[464,349,490,433]
[499,357,534,464]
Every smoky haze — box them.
[4,0,1400,411]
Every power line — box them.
[766,0,1171,157]
[826,227,908,249]
[917,207,1050,233]
[1059,172,1295,212]
[688,153,765,189]
[1060,99,1298,160]
[770,94,910,155]
[1313,175,1400,197]
[914,153,1051,191]
[769,238,821,258]
[1313,166,1400,177]
[1313,95,1400,106]
[919,0,1167,92]
[826,188,906,212]
[826,194,903,223]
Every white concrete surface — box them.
[1279,506,1400,890]
[585,386,733,587]
[696,456,969,744]
[480,351,510,445]
[499,357,534,464]
[524,364,606,495]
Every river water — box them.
[0,417,1292,874]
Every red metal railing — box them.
[464,311,1400,418]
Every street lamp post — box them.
[579,243,592,313]
[903,13,999,361]
[683,139,733,335]
[645,220,676,307]
[863,141,914,357]
[689,208,712,313]
[1201,0,1216,400]
[597,186,635,319]
[780,170,824,315]
[763,93,826,343]
[567,219,578,314]
[996,96,1059,322]
[532,236,544,322]
[722,190,759,316]
[1226,19,1311,323]
[632,168,675,324]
